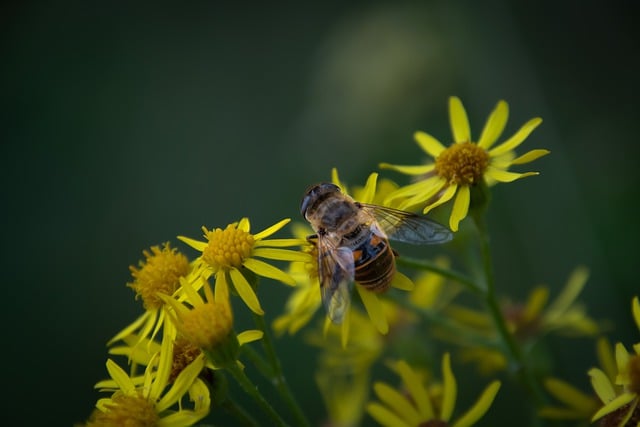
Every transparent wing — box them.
[316,235,355,324]
[360,203,453,244]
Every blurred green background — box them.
[2,1,638,426]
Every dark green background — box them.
[2,1,638,426]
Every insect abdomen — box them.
[353,236,395,293]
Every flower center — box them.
[128,243,190,310]
[434,142,490,186]
[202,224,255,270]
[87,393,159,426]
[628,354,640,394]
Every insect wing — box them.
[362,203,453,244]
[316,237,355,324]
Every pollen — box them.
[128,243,190,310]
[179,300,233,351]
[202,223,255,271]
[86,393,159,427]
[434,142,490,186]
[628,354,640,394]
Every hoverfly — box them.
[300,182,452,323]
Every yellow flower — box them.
[589,342,640,425]
[86,321,210,427]
[310,309,384,426]
[161,277,263,368]
[408,256,461,310]
[179,217,308,315]
[109,243,191,346]
[381,96,548,231]
[539,337,616,421]
[367,354,501,427]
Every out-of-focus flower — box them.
[367,354,501,427]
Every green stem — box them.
[396,256,481,295]
[472,212,546,405]
[224,361,289,427]
[221,396,260,427]
[253,313,311,427]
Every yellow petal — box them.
[394,360,434,419]
[360,173,378,204]
[105,359,136,395]
[596,338,617,383]
[452,381,501,427]
[591,392,636,422]
[522,286,549,323]
[414,130,446,157]
[543,377,597,411]
[511,149,550,165]
[379,162,435,176]
[632,296,640,332]
[177,235,207,252]
[366,402,412,427]
[449,96,471,143]
[441,353,457,421]
[484,167,538,183]
[391,271,414,291]
[373,382,422,425]
[356,285,389,334]
[588,368,616,403]
[253,218,290,240]
[423,184,457,215]
[243,257,296,285]
[449,185,470,232]
[157,354,205,412]
[488,117,542,157]
[108,311,153,345]
[478,100,508,149]
[252,247,309,262]
[238,329,264,345]
[546,266,589,318]
[229,268,264,315]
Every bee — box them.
[300,182,453,324]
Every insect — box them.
[300,182,453,324]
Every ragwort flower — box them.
[87,321,209,427]
[367,354,501,427]
[109,243,191,346]
[381,96,548,231]
[587,296,640,426]
[179,217,308,315]
[161,277,263,368]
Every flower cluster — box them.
[81,96,629,427]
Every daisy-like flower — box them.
[588,296,640,426]
[86,321,210,427]
[179,217,308,315]
[381,96,548,231]
[161,276,263,368]
[309,308,384,427]
[539,337,616,421]
[109,243,191,346]
[367,353,501,427]
[445,266,599,375]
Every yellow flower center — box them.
[434,142,490,186]
[628,354,640,394]
[128,243,190,310]
[202,224,255,270]
[86,393,159,427]
[179,300,233,351]
[170,338,202,383]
